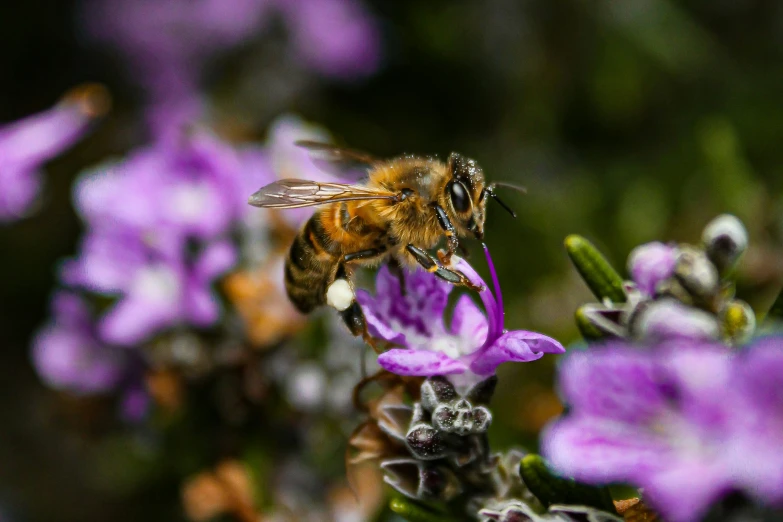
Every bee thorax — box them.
[326,279,354,311]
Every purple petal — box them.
[32,325,126,394]
[377,349,467,376]
[469,330,556,375]
[450,295,488,347]
[281,0,381,79]
[194,240,237,281]
[542,415,671,484]
[0,167,40,220]
[0,99,93,169]
[184,284,221,326]
[557,346,669,423]
[642,464,733,522]
[627,242,677,296]
[357,266,452,348]
[99,296,177,346]
[453,255,499,341]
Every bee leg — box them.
[343,246,387,263]
[387,256,407,295]
[330,264,383,353]
[430,203,459,266]
[406,244,482,291]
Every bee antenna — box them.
[487,182,525,218]
[491,181,527,195]
[486,188,517,218]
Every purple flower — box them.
[83,0,272,104]
[62,128,245,344]
[32,292,129,394]
[627,242,677,296]
[74,129,247,240]
[542,337,783,522]
[358,245,564,379]
[0,88,103,221]
[65,232,236,346]
[274,0,381,79]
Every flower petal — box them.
[450,294,488,347]
[642,463,733,522]
[542,415,670,484]
[357,266,452,348]
[377,349,467,376]
[469,330,562,375]
[557,346,669,423]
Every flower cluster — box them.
[577,214,755,346]
[544,336,783,522]
[31,115,334,409]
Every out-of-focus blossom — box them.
[0,85,107,221]
[32,292,129,394]
[66,232,236,345]
[74,129,248,239]
[543,336,783,522]
[627,241,676,297]
[273,0,382,79]
[83,0,381,117]
[83,0,272,105]
[360,245,564,381]
[62,128,247,345]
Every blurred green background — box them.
[2,0,783,520]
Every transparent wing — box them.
[248,179,398,209]
[295,140,379,167]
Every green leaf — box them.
[519,454,616,514]
[389,496,461,522]
[564,235,626,303]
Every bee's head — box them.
[445,152,487,240]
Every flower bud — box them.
[627,242,677,296]
[720,299,756,346]
[632,299,720,341]
[702,214,748,274]
[406,423,448,460]
[420,376,457,412]
[674,246,720,300]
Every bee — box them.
[248,142,520,343]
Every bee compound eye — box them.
[449,181,470,213]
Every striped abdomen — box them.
[285,212,341,313]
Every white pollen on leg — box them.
[326,279,354,311]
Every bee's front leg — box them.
[430,203,459,266]
[406,244,483,292]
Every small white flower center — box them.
[171,182,212,222]
[131,265,180,305]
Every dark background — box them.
[2,0,783,520]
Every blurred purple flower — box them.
[83,0,381,115]
[83,0,272,103]
[32,292,129,394]
[0,89,103,221]
[75,129,248,238]
[542,337,783,522]
[359,245,564,379]
[273,0,381,79]
[62,128,245,344]
[627,241,677,296]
